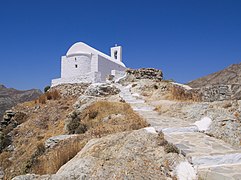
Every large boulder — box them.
[84,83,120,97]
[45,135,78,149]
[13,128,183,180]
[51,83,90,97]
[0,110,27,152]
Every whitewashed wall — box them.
[111,70,126,79]
[97,55,126,81]
[61,54,91,78]
[51,72,101,86]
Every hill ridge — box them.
[188,62,241,88]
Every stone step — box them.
[133,108,154,112]
[127,98,145,102]
[125,99,145,104]
[121,96,136,100]
[164,132,241,167]
[119,95,134,99]
[193,153,241,167]
[131,104,155,111]
[119,93,132,97]
[198,164,241,180]
[118,84,241,178]
[119,89,130,93]
[137,111,160,117]
[139,115,194,129]
[158,126,198,133]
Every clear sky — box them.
[0,0,241,90]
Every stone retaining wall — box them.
[126,68,163,81]
[197,84,241,102]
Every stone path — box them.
[117,84,241,180]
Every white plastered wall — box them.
[97,55,126,81]
[61,54,91,78]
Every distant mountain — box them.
[0,84,42,120]
[187,63,241,88]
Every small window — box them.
[75,64,78,68]
[75,57,77,61]
[114,51,118,59]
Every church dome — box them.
[66,42,92,56]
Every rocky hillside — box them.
[0,84,42,121]
[187,63,241,88]
[0,83,151,179]
[1,68,241,180]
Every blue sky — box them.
[0,0,241,90]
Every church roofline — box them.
[66,42,126,67]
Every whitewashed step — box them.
[137,111,160,117]
[141,115,194,129]
[118,83,241,179]
[133,107,155,112]
[125,99,145,104]
[198,164,241,180]
[131,104,155,111]
[164,132,241,167]
[159,126,198,133]
[193,153,241,167]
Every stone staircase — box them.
[117,84,241,180]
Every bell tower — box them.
[111,44,122,62]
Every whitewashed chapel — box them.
[51,42,126,86]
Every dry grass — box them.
[81,101,149,137]
[32,137,88,174]
[37,90,60,104]
[0,151,11,169]
[1,99,148,179]
[234,111,240,120]
[26,101,148,175]
[2,96,77,179]
[167,85,201,102]
[38,95,46,104]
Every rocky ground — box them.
[0,68,241,180]
[128,78,241,147]
[187,63,241,88]
[13,128,184,180]
[0,82,156,179]
[0,84,42,122]
[187,63,241,101]
[117,72,241,179]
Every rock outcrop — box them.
[51,83,90,97]
[0,84,42,121]
[0,110,27,151]
[198,84,241,102]
[126,68,163,81]
[84,83,120,97]
[13,128,183,180]
[45,135,78,149]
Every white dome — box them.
[66,42,92,56]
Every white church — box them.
[51,42,126,86]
